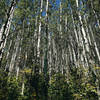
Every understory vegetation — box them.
[0,66,99,100]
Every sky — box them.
[42,0,61,16]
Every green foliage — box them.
[0,66,99,100]
[0,69,21,100]
[0,0,8,24]
[69,67,98,100]
[0,69,8,100]
[48,73,73,100]
[7,77,21,100]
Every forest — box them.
[0,0,100,100]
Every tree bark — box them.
[0,0,16,67]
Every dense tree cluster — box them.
[0,0,100,100]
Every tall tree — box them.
[0,0,17,67]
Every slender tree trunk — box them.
[16,37,23,80]
[9,35,20,74]
[48,33,52,76]
[0,0,16,66]
[5,39,12,70]
[37,0,43,59]
[21,78,25,96]
[0,24,5,42]
[75,0,91,68]
[70,9,79,43]
[78,23,89,67]
[52,38,57,72]
[71,37,77,67]
[34,1,44,99]
[59,1,62,37]
[89,25,100,63]
[68,43,73,67]
[76,0,89,52]
[43,0,49,99]
[77,24,85,67]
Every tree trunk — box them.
[0,0,16,67]
[9,35,20,74]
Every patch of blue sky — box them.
[32,0,34,3]
[79,0,88,14]
[79,0,83,10]
[41,0,61,17]
[15,5,18,8]
[42,11,46,16]
[48,0,54,5]
[49,0,61,10]
[80,0,83,5]
[55,0,60,6]
[55,0,61,9]
[26,18,30,25]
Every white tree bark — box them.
[84,16,92,46]
[78,23,89,67]
[68,44,73,66]
[37,0,43,58]
[52,39,57,72]
[16,67,19,80]
[0,24,5,42]
[71,8,79,43]
[5,40,13,70]
[21,81,25,95]
[89,25,100,62]
[76,0,89,52]
[48,33,52,75]
[16,37,23,79]
[0,0,16,64]
[59,1,62,37]
[9,35,20,74]
[71,38,77,67]
[45,0,49,18]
